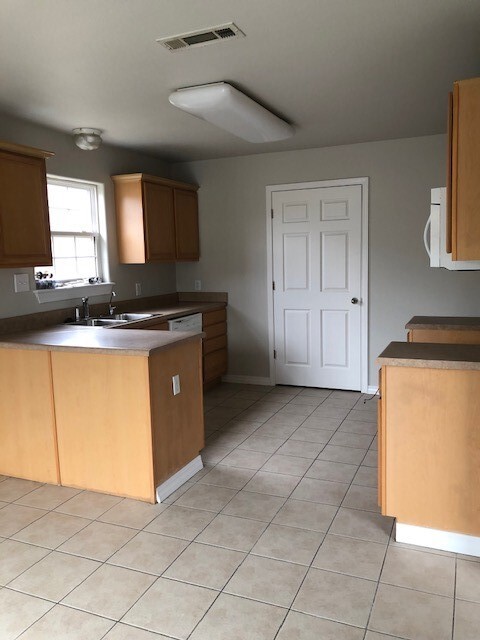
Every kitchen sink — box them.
[109,313,155,321]
[72,318,129,327]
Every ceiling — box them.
[0,0,479,161]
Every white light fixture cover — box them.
[72,128,103,151]
[169,82,293,143]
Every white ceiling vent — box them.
[157,23,245,52]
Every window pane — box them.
[47,184,70,209]
[76,257,97,279]
[54,258,78,280]
[48,184,94,233]
[52,235,75,258]
[75,236,95,258]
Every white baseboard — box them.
[367,385,380,395]
[155,455,203,503]
[222,375,273,386]
[396,522,480,557]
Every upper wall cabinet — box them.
[112,173,199,263]
[0,141,54,268]
[447,77,480,261]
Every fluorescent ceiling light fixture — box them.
[168,82,294,143]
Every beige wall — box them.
[173,134,480,386]
[0,112,175,318]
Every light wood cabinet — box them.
[202,308,228,387]
[112,173,199,264]
[408,328,480,344]
[0,142,54,268]
[447,77,480,260]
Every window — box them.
[36,177,101,283]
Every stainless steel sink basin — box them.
[109,313,155,321]
[73,318,129,327]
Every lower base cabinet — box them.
[202,308,228,387]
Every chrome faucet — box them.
[81,297,90,320]
[108,290,117,316]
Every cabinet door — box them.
[174,188,199,261]
[142,181,176,262]
[451,78,480,260]
[0,151,52,267]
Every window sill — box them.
[33,282,115,304]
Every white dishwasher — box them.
[168,313,202,332]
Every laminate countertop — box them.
[377,341,480,370]
[0,325,204,356]
[405,316,480,331]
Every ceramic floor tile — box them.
[15,485,82,510]
[306,460,358,483]
[330,507,394,543]
[364,633,403,640]
[123,577,217,638]
[196,514,267,551]
[238,435,286,453]
[107,531,188,574]
[189,592,286,640]
[273,499,337,532]
[339,420,378,435]
[243,471,299,497]
[103,622,172,639]
[349,409,377,423]
[8,550,99,602]
[255,422,300,438]
[207,431,249,448]
[342,484,381,512]
[456,559,480,603]
[453,599,480,640]
[0,588,53,640]
[276,440,324,459]
[291,477,349,506]
[197,465,256,489]
[313,534,387,580]
[317,445,367,465]
[288,395,322,406]
[164,541,245,590]
[353,465,378,487]
[221,490,285,522]
[301,416,342,430]
[0,539,50,585]
[261,454,312,476]
[12,511,90,549]
[161,481,195,505]
[277,610,364,640]
[289,427,332,444]
[144,505,215,540]
[380,546,455,597]
[57,521,136,561]
[251,523,324,565]
[298,388,331,399]
[55,491,122,519]
[0,504,47,537]
[97,499,167,529]
[329,432,374,449]
[368,583,454,640]
[63,564,155,620]
[362,450,378,467]
[175,484,237,512]
[18,604,114,639]
[0,478,42,503]
[225,554,306,607]
[201,445,232,465]
[293,567,376,627]
[277,404,315,417]
[311,406,350,420]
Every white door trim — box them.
[266,177,369,392]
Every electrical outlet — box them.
[135,282,142,296]
[14,273,30,293]
[172,374,181,396]
[194,280,202,291]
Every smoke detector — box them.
[157,23,245,52]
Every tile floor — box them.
[0,383,479,639]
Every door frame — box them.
[266,177,369,393]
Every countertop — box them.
[405,316,480,331]
[377,341,480,370]
[120,302,225,328]
[0,325,204,356]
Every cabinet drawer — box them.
[203,349,227,382]
[204,322,227,341]
[203,334,227,355]
[203,309,226,328]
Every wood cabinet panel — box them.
[446,92,453,254]
[204,321,227,341]
[174,189,199,261]
[143,181,176,262]
[0,148,52,267]
[203,334,227,355]
[409,328,480,344]
[203,308,226,327]
[450,78,480,260]
[204,349,228,383]
[0,349,59,483]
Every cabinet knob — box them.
[351,297,359,304]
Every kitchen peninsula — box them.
[0,325,204,503]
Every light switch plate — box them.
[14,273,30,293]
[135,282,142,296]
[194,280,202,291]
[172,374,181,396]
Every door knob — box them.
[351,297,359,304]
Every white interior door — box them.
[272,184,364,390]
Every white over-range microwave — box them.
[424,187,480,270]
